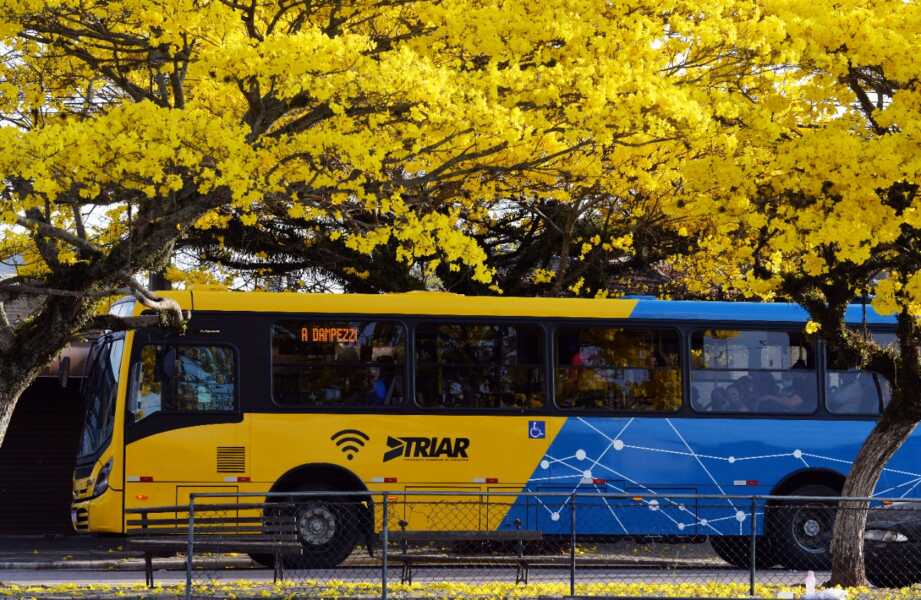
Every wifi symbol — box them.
[330,429,370,461]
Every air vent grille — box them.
[216,446,245,473]
[73,508,88,531]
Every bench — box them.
[387,519,543,584]
[126,502,301,587]
[387,524,701,585]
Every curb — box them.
[0,560,132,570]
[0,558,254,570]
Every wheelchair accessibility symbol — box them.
[528,420,546,439]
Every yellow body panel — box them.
[250,414,563,486]
[125,421,250,482]
[88,489,123,532]
[120,414,563,530]
[72,488,123,533]
[186,290,637,319]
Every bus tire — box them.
[769,483,837,570]
[286,488,359,569]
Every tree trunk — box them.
[0,373,37,449]
[828,411,918,587]
[0,390,14,450]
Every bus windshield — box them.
[77,336,124,461]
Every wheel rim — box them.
[298,504,337,546]
[791,506,831,555]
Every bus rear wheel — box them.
[769,484,837,570]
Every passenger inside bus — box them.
[700,373,816,413]
[364,357,402,405]
[827,371,887,414]
[756,379,811,412]
[708,378,753,412]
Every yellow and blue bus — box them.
[71,291,912,568]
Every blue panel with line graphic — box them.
[499,416,921,536]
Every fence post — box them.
[570,493,576,597]
[749,496,757,597]
[382,495,389,600]
[186,494,195,600]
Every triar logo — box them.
[384,436,470,462]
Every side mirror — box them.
[58,356,70,389]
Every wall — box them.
[0,378,85,534]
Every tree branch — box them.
[0,301,14,352]
[71,204,87,240]
[24,209,62,270]
[0,281,111,298]
[16,215,103,256]
[85,313,163,332]
[845,68,887,135]
[124,275,185,327]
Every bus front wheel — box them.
[288,494,359,568]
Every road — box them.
[0,537,821,592]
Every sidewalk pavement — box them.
[0,535,253,570]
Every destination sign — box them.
[299,326,359,344]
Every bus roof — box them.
[142,290,896,326]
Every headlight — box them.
[864,529,909,543]
[93,459,112,497]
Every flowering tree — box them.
[175,190,693,297]
[0,0,748,446]
[668,0,921,585]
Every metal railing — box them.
[168,490,921,599]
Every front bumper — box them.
[71,489,123,534]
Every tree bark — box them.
[828,411,918,586]
[0,390,15,450]
[0,373,39,449]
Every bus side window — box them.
[271,320,406,408]
[173,346,236,412]
[554,327,681,413]
[414,322,545,410]
[825,337,893,415]
[131,345,236,421]
[690,330,817,415]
